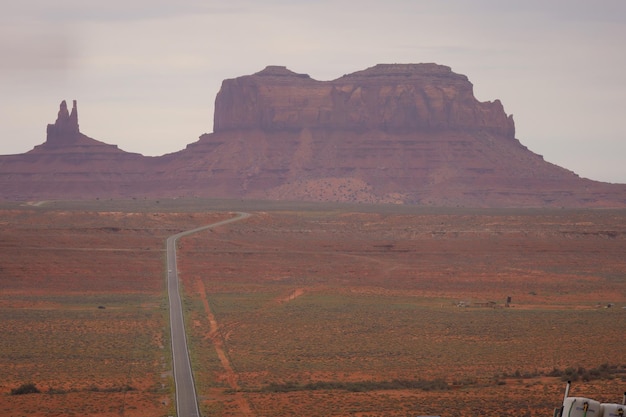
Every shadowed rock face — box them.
[0,64,625,206]
[214,64,515,137]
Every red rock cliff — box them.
[2,66,625,207]
[214,64,515,137]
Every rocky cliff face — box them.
[0,64,625,207]
[214,64,515,137]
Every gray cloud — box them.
[0,28,74,72]
[7,1,248,23]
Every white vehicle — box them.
[553,381,625,417]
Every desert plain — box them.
[1,199,625,417]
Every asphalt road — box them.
[166,212,251,417]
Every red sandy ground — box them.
[177,208,626,416]
[0,205,230,417]
[1,202,625,416]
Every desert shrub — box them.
[87,384,136,393]
[46,387,68,395]
[547,367,563,378]
[452,377,477,387]
[260,378,449,393]
[547,363,625,382]
[10,382,40,395]
[507,369,540,379]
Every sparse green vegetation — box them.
[0,207,226,415]
[2,201,626,416]
[259,378,450,393]
[179,206,626,416]
[86,384,136,393]
[500,363,626,382]
[547,364,626,382]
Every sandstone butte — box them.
[1,63,625,207]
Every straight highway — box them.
[166,212,251,417]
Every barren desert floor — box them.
[1,199,625,416]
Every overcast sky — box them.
[1,0,625,183]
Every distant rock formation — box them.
[0,100,144,200]
[33,100,128,154]
[0,64,625,207]
[214,64,515,137]
[46,100,80,145]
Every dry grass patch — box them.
[0,204,231,416]
[178,208,626,416]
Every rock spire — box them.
[46,100,80,144]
